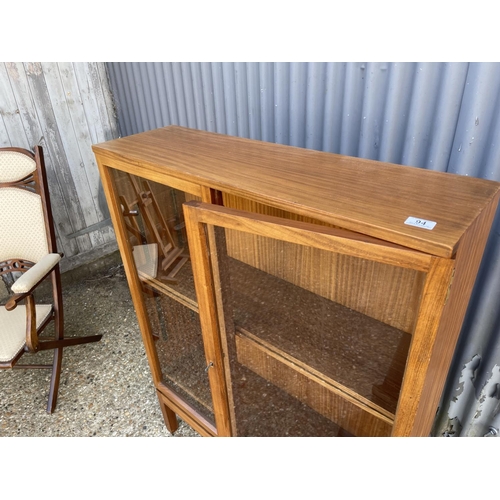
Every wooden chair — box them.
[0,146,102,413]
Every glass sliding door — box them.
[183,201,435,437]
[108,170,216,429]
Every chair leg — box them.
[47,347,63,413]
[39,335,103,350]
[42,336,102,412]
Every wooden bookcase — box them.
[93,126,500,437]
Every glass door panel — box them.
[109,170,215,426]
[184,202,427,437]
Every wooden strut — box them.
[122,174,189,283]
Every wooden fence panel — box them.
[0,62,119,271]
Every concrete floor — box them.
[0,252,199,437]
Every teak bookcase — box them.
[93,126,500,437]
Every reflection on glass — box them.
[133,243,158,280]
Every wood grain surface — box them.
[93,125,500,257]
[94,125,500,437]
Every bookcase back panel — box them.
[224,194,425,333]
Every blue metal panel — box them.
[106,61,500,436]
[449,63,500,179]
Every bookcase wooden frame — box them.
[93,125,500,437]
[183,201,455,436]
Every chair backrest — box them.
[0,147,55,269]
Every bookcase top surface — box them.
[93,126,500,257]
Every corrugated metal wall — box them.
[0,62,120,272]
[107,61,500,436]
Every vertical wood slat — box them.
[2,63,43,153]
[392,256,456,436]
[26,62,93,253]
[0,64,30,149]
[0,62,119,270]
[42,62,102,249]
[93,63,120,141]
[96,159,164,385]
[205,223,239,436]
[183,201,232,436]
[411,192,500,435]
[4,62,78,258]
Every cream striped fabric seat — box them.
[0,305,52,362]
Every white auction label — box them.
[404,216,437,230]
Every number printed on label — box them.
[404,216,437,230]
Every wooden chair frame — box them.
[0,146,102,413]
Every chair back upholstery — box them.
[0,146,102,412]
[0,149,51,265]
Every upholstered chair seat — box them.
[0,146,102,412]
[0,304,52,362]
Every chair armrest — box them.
[5,253,62,311]
[11,253,62,293]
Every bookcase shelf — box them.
[93,125,500,437]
